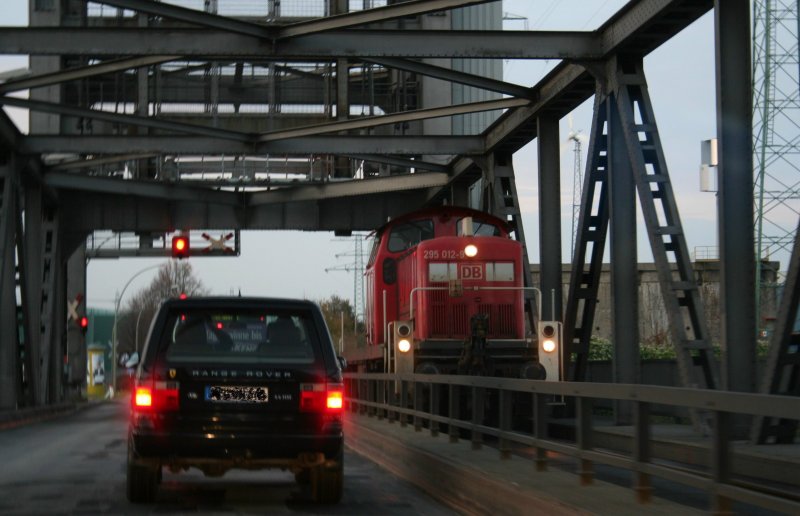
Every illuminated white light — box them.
[464,244,478,257]
[542,339,557,353]
[398,339,411,353]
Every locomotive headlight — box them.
[398,339,411,353]
[542,339,557,353]
[464,244,478,257]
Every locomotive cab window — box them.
[457,218,501,237]
[367,236,380,267]
[387,219,434,253]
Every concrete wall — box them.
[531,260,780,347]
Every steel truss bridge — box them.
[0,1,798,508]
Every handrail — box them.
[346,373,798,419]
[343,373,800,514]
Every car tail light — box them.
[134,387,152,407]
[326,386,344,411]
[300,383,344,413]
[132,381,179,412]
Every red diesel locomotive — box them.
[349,206,537,377]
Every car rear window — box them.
[159,306,322,365]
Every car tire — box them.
[310,459,343,504]
[126,446,158,503]
[294,468,311,485]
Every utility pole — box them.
[325,233,369,328]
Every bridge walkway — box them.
[345,412,799,515]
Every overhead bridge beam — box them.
[43,172,240,205]
[0,97,252,142]
[45,170,449,205]
[22,135,485,156]
[0,56,179,95]
[51,172,448,232]
[366,58,536,99]
[89,0,495,39]
[258,98,530,142]
[0,28,602,60]
[248,173,450,205]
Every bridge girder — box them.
[2,0,785,414]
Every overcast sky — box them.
[1,1,719,312]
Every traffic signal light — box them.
[537,321,562,381]
[171,234,189,259]
[78,315,89,336]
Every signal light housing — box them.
[171,234,189,259]
[537,321,562,381]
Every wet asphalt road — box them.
[0,400,457,515]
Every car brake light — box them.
[326,388,343,411]
[132,381,179,412]
[135,387,152,407]
[300,383,344,412]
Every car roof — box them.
[160,296,319,310]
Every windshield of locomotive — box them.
[387,219,434,252]
[457,218,502,237]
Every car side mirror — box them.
[337,356,347,370]
[125,352,140,369]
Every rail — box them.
[343,373,800,514]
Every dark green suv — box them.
[126,297,344,504]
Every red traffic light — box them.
[179,293,187,300]
[79,315,89,335]
[172,235,189,259]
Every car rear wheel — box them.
[294,468,311,485]
[310,459,343,504]
[126,446,159,503]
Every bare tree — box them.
[318,295,364,355]
[117,261,209,355]
[639,282,670,348]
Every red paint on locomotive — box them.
[354,206,529,373]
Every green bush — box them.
[584,336,772,361]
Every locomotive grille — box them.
[427,292,514,338]
[478,304,516,338]
[431,303,447,336]
[428,289,470,337]
[451,304,468,336]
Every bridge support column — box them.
[23,185,62,406]
[608,62,640,425]
[478,153,538,329]
[537,116,563,322]
[715,1,756,406]
[0,158,21,409]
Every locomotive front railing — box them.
[343,373,800,514]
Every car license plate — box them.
[205,385,269,403]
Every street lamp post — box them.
[111,263,163,393]
[135,308,146,355]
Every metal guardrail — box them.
[343,373,800,514]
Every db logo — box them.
[460,264,483,280]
